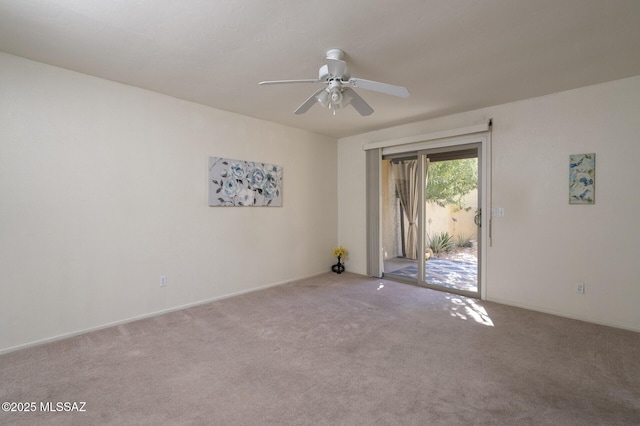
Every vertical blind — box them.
[366,148,382,277]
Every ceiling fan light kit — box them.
[318,80,351,115]
[259,49,410,116]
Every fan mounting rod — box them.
[325,48,344,60]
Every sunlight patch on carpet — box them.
[446,296,494,327]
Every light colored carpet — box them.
[1,272,639,425]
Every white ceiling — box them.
[1,0,639,139]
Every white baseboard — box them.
[486,296,640,333]
[0,271,327,355]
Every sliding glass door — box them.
[381,155,420,280]
[421,146,480,297]
[382,144,481,298]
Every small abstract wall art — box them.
[569,153,595,204]
[208,157,282,207]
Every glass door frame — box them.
[381,132,490,300]
[417,143,481,299]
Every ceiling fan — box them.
[258,48,410,116]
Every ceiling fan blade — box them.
[294,88,326,114]
[348,78,410,98]
[259,79,320,85]
[343,88,374,116]
[326,58,347,78]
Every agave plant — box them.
[456,234,472,248]
[427,232,456,254]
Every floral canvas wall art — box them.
[208,157,282,206]
[569,153,595,204]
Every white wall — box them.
[0,52,337,353]
[338,76,640,331]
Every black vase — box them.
[331,256,345,274]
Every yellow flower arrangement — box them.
[332,245,347,258]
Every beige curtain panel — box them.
[392,160,420,259]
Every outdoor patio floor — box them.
[384,252,478,293]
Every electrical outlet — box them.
[160,275,167,287]
[575,282,585,294]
